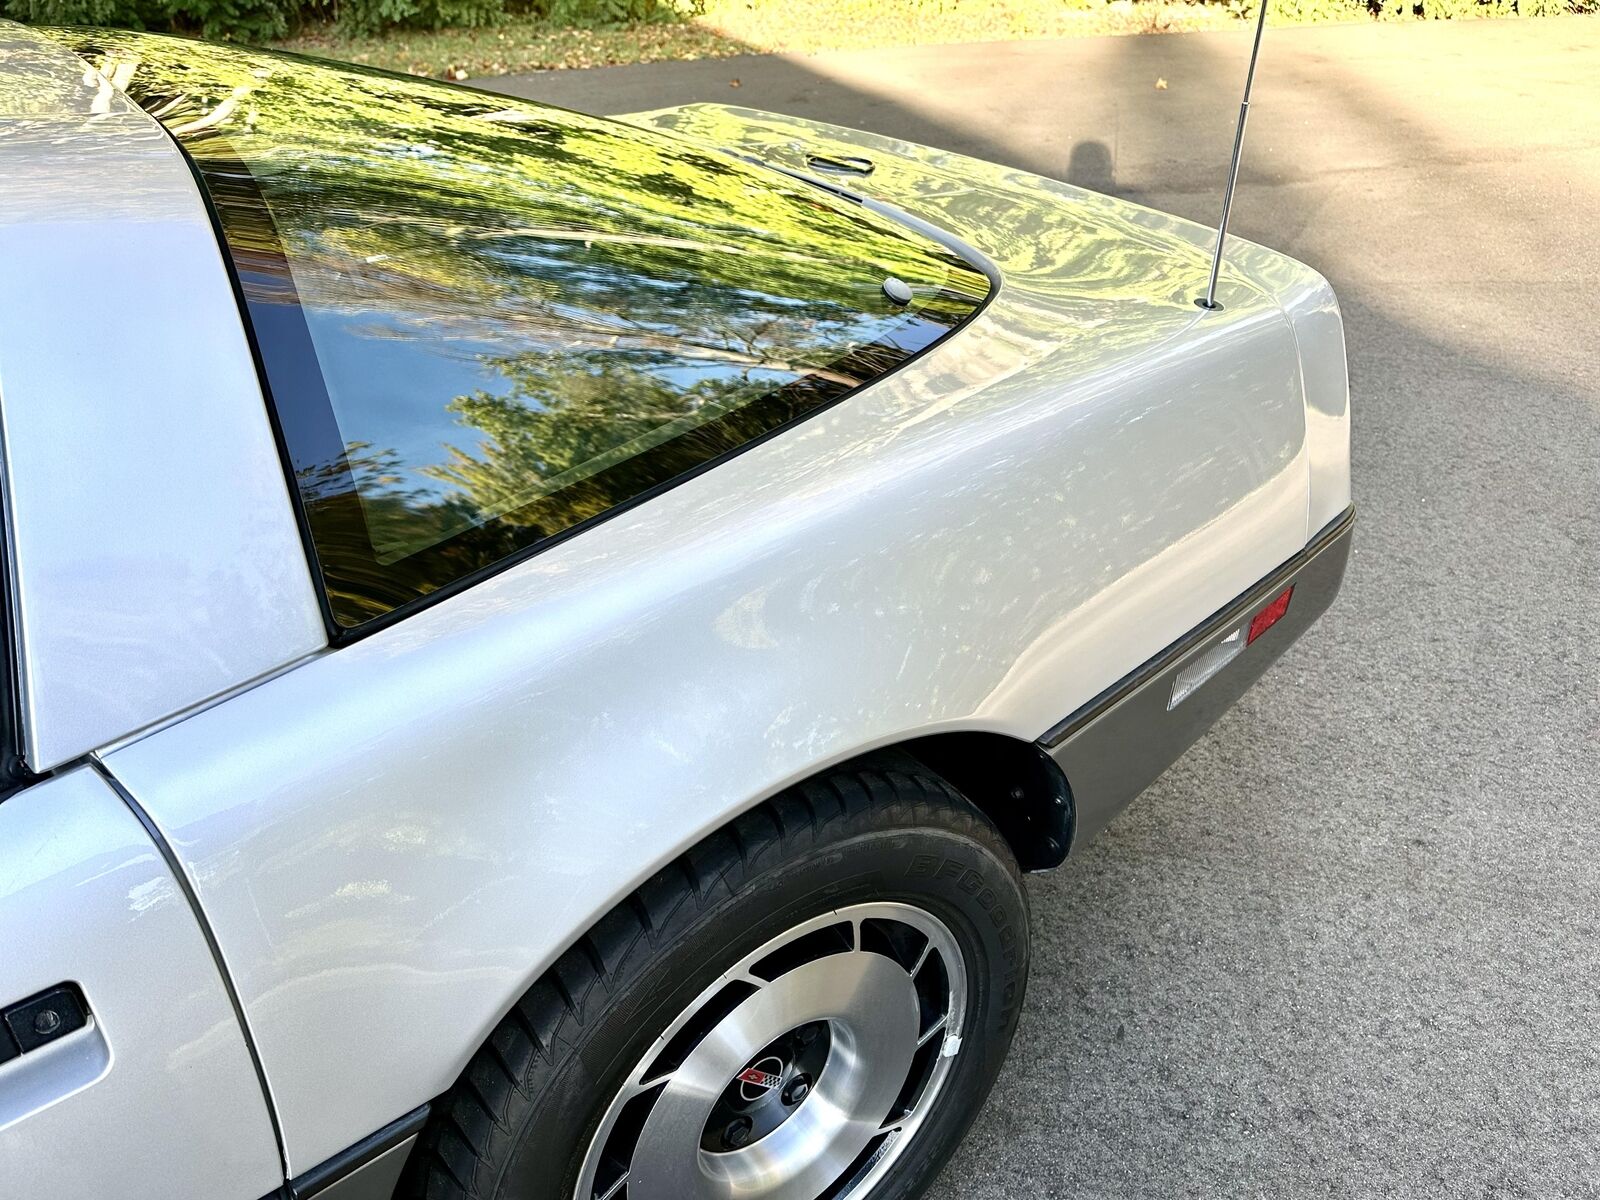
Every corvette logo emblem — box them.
[736,1058,784,1100]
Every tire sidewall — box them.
[497,817,1029,1200]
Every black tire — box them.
[401,756,1031,1200]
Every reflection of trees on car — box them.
[48,29,989,623]
[59,28,968,346]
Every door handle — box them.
[0,985,89,1062]
[0,982,109,1133]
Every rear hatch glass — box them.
[52,31,992,630]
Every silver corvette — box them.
[0,23,1352,1200]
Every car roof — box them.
[0,22,325,770]
[0,22,115,118]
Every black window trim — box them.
[0,460,35,797]
[165,127,1001,647]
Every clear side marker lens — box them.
[1169,627,1244,710]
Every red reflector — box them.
[1247,586,1294,645]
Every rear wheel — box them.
[402,758,1030,1200]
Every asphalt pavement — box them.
[490,18,1600,1197]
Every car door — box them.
[0,762,283,1200]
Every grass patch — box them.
[273,0,1590,79]
[279,14,740,76]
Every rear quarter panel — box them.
[107,174,1312,1169]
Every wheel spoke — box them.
[621,1074,670,1099]
[576,901,968,1200]
[728,966,770,991]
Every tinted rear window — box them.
[56,32,990,631]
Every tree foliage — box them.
[2,0,700,39]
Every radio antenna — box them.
[1198,0,1270,311]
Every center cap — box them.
[736,1056,785,1101]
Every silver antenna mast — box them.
[1198,0,1270,311]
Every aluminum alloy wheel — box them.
[575,902,969,1200]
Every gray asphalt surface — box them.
[491,19,1600,1197]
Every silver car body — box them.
[0,25,1349,1199]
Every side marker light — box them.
[1247,586,1294,645]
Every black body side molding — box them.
[260,1105,429,1200]
[1040,506,1355,851]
